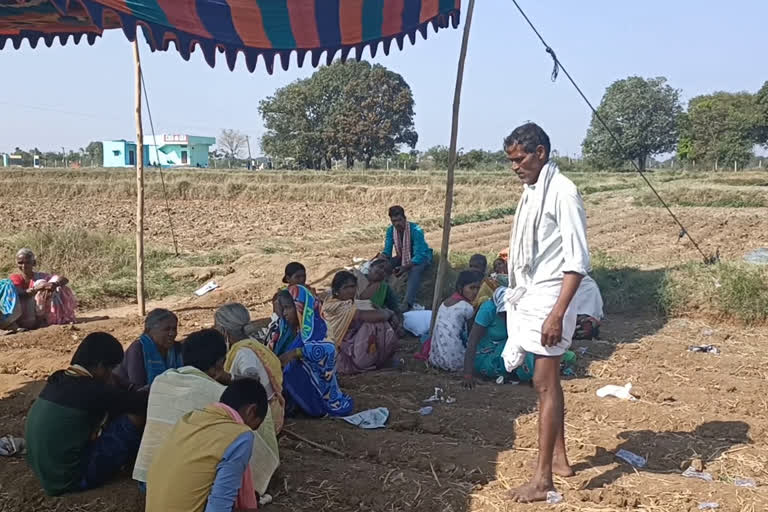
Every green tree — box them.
[86,141,103,166]
[755,81,768,147]
[424,145,450,169]
[679,92,761,169]
[582,76,682,171]
[259,61,417,170]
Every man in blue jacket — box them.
[378,205,433,311]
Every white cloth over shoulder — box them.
[502,162,591,370]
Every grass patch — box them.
[708,177,768,187]
[634,188,766,208]
[450,206,516,226]
[590,251,666,314]
[578,182,637,196]
[662,262,768,325]
[0,229,240,308]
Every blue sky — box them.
[2,0,766,156]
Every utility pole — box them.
[246,135,253,170]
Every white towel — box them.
[509,161,561,280]
[499,286,527,370]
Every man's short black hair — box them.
[388,205,405,218]
[71,332,124,369]
[221,378,268,420]
[182,329,228,372]
[503,122,551,160]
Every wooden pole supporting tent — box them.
[133,40,146,316]
[431,0,477,328]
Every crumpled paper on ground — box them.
[0,435,25,456]
[341,407,389,429]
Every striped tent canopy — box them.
[0,0,461,73]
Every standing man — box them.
[501,123,588,502]
[379,205,433,311]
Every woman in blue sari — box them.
[114,308,183,390]
[272,285,353,417]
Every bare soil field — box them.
[1,168,767,511]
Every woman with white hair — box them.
[10,248,76,330]
[215,302,285,433]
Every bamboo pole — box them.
[134,40,146,316]
[430,0,477,328]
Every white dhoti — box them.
[501,285,577,372]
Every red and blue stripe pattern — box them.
[0,0,461,73]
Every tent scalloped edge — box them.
[1,1,461,74]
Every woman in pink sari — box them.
[323,271,399,375]
[10,248,76,330]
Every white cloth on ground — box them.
[503,162,591,369]
[428,301,475,371]
[403,310,432,337]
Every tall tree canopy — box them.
[755,80,768,148]
[259,60,417,169]
[582,76,682,171]
[678,91,763,168]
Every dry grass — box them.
[634,186,767,208]
[662,262,768,324]
[0,229,240,308]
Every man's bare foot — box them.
[527,457,575,477]
[507,480,554,503]
[553,458,575,477]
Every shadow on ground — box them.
[578,421,751,490]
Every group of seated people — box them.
[21,204,604,508]
[1,248,77,332]
[25,290,356,510]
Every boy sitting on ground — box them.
[25,332,148,496]
[146,378,268,512]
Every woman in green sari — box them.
[357,259,404,336]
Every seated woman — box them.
[114,308,182,390]
[10,248,76,330]
[428,271,483,372]
[323,271,399,375]
[25,332,148,496]
[355,259,404,335]
[463,288,579,388]
[356,260,399,310]
[472,255,510,309]
[214,302,285,432]
[463,287,515,386]
[271,285,353,417]
[267,261,317,342]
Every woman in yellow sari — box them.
[214,303,285,433]
[323,271,399,375]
